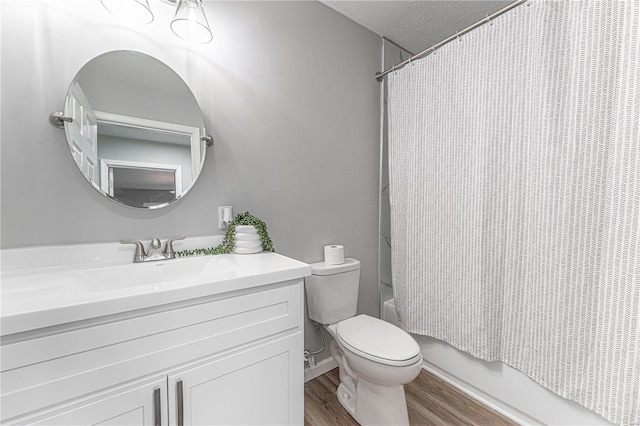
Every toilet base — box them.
[337,376,410,426]
[336,382,357,416]
[330,340,413,426]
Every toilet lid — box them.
[336,315,421,367]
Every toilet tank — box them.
[305,258,360,325]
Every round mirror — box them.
[62,50,208,209]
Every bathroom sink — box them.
[1,248,310,336]
[3,255,222,296]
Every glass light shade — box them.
[101,0,154,24]
[171,0,213,44]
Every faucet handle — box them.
[120,240,146,263]
[149,238,162,250]
[163,235,186,259]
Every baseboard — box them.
[421,361,539,426]
[304,357,338,382]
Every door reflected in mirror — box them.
[108,165,179,208]
[63,50,208,209]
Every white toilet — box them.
[305,258,422,426]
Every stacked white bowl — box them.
[234,225,263,254]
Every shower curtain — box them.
[387,1,639,424]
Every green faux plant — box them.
[176,211,275,257]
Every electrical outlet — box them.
[218,206,232,229]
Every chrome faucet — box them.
[121,236,185,263]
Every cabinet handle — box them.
[153,387,161,426]
[177,380,184,426]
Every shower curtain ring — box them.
[486,15,493,25]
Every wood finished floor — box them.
[304,368,518,426]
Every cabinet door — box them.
[168,333,302,426]
[11,377,167,426]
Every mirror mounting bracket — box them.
[49,112,73,129]
[201,134,214,147]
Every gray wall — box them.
[0,1,381,359]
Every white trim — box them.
[421,362,537,426]
[94,111,201,179]
[304,357,338,383]
[100,158,182,197]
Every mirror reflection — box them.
[63,50,207,209]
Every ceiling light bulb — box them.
[171,0,213,44]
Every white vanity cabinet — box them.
[168,333,299,425]
[1,257,307,426]
[19,377,167,426]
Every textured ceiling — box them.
[320,1,514,54]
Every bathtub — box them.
[382,299,610,426]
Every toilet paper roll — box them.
[324,245,344,265]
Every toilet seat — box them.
[335,315,421,367]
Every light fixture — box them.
[170,0,213,44]
[100,0,154,24]
[100,0,213,44]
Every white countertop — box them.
[1,238,311,336]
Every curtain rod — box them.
[375,0,528,82]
